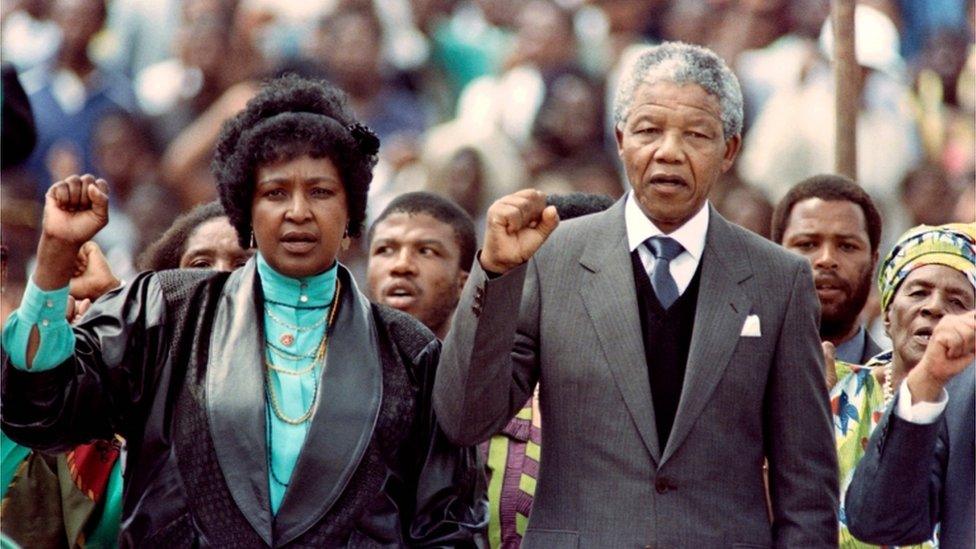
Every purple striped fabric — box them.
[481,399,542,549]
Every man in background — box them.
[772,174,885,363]
[367,191,476,339]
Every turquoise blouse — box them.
[256,254,337,513]
[1,255,338,514]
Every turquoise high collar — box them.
[256,253,337,308]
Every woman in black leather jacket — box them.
[1,75,487,547]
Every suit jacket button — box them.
[472,303,483,316]
[655,478,671,494]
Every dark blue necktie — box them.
[646,236,684,310]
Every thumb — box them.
[537,205,560,238]
[88,178,110,215]
[821,341,837,389]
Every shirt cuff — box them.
[0,278,73,371]
[894,381,948,425]
[19,278,70,323]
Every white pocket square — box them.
[740,314,762,337]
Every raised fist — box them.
[919,311,976,384]
[480,189,560,274]
[43,174,110,246]
[69,241,120,301]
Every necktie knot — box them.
[646,236,684,262]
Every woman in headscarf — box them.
[1,75,486,547]
[830,222,975,548]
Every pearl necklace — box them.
[883,362,895,406]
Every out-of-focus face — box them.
[251,155,349,278]
[902,167,958,226]
[317,12,381,86]
[885,264,975,370]
[180,216,253,271]
[54,0,104,55]
[514,0,575,69]
[782,198,876,337]
[93,116,147,196]
[442,149,484,218]
[536,74,601,153]
[616,80,740,233]
[367,212,468,338]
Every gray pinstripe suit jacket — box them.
[433,200,838,548]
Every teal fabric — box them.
[0,432,30,500]
[84,459,123,548]
[256,254,337,513]
[0,279,72,371]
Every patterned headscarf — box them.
[878,222,976,312]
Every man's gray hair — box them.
[613,42,743,139]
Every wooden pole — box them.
[832,0,858,181]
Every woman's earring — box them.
[249,232,256,249]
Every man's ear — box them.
[721,134,742,172]
[457,270,469,294]
[614,125,625,156]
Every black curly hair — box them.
[212,74,379,248]
[137,201,228,271]
[771,174,882,254]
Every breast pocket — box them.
[522,528,580,549]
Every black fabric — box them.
[1,63,36,168]
[1,265,487,548]
[630,249,702,450]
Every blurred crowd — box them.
[1,0,974,340]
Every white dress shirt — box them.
[625,191,709,296]
[895,382,948,425]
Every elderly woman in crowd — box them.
[830,222,975,548]
[0,75,486,547]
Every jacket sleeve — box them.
[407,339,489,548]
[433,259,541,446]
[1,272,167,452]
[844,398,945,545]
[764,260,839,547]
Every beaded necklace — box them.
[264,278,341,425]
[265,279,341,489]
[883,362,895,407]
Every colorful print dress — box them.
[832,351,937,548]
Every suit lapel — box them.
[579,200,662,463]
[661,209,752,465]
[274,267,383,545]
[207,260,274,545]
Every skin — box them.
[906,309,976,403]
[367,212,468,339]
[884,265,975,383]
[53,0,104,77]
[781,198,877,345]
[251,155,349,278]
[614,81,741,234]
[180,216,253,271]
[481,79,741,274]
[26,174,110,367]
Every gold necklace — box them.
[265,280,341,425]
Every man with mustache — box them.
[367,192,476,339]
[773,174,885,364]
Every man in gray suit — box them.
[433,42,838,547]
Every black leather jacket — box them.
[2,261,487,547]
